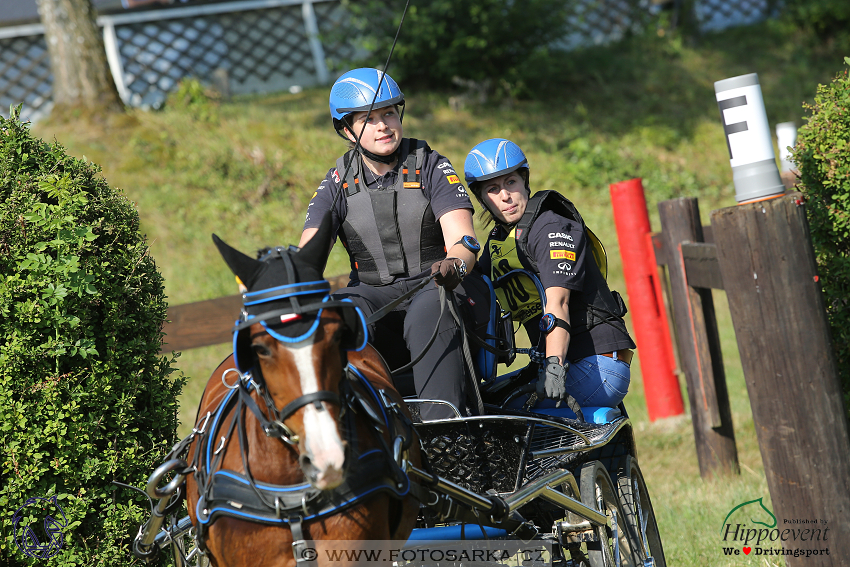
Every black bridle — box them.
[231,246,368,442]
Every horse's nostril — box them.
[299,454,318,480]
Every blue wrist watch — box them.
[455,235,481,254]
[539,313,572,335]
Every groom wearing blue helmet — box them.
[465,138,636,411]
[300,69,489,420]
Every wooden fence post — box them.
[658,197,739,478]
[712,193,850,562]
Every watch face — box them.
[539,313,555,333]
[462,235,481,253]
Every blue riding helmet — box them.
[329,68,405,134]
[464,138,529,186]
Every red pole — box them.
[609,178,684,420]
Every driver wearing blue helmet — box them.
[465,139,636,411]
[299,68,489,420]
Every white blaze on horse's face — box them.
[289,340,345,490]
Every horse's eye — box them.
[251,344,272,357]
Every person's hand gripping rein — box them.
[430,258,467,291]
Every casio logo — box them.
[548,233,573,241]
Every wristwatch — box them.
[539,313,572,334]
[455,235,481,254]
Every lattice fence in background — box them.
[0,33,52,121]
[696,0,775,32]
[562,0,649,50]
[0,0,779,123]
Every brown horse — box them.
[183,217,422,567]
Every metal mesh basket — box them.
[415,419,530,494]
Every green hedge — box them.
[793,59,850,419]
[0,107,183,566]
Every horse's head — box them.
[212,215,366,490]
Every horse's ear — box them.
[297,213,334,275]
[212,234,265,289]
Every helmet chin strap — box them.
[360,147,398,164]
[344,103,406,165]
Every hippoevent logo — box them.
[720,497,831,559]
[12,495,68,559]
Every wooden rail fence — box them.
[161,273,350,352]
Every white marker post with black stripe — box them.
[714,73,785,204]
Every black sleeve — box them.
[420,147,474,219]
[527,210,586,292]
[302,167,347,240]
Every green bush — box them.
[0,106,183,565]
[783,0,850,41]
[792,58,850,419]
[342,0,573,93]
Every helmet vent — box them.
[505,145,525,163]
[332,83,362,100]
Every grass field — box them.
[32,19,848,565]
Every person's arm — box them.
[438,208,477,267]
[299,171,341,251]
[543,287,571,364]
[298,227,318,248]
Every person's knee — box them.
[404,289,455,339]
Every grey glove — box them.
[537,356,569,407]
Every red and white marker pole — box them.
[610,178,684,421]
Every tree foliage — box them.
[0,106,182,565]
[342,0,573,93]
[793,59,850,418]
[783,0,850,41]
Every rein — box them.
[359,270,447,376]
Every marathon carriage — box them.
[132,232,665,567]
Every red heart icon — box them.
[743,547,752,555]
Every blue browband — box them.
[242,280,331,306]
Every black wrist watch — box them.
[539,313,572,335]
[455,235,481,254]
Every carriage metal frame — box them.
[134,270,665,567]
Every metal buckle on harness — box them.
[193,412,211,435]
[289,516,315,566]
[378,388,399,413]
[265,420,300,445]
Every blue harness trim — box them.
[193,367,410,531]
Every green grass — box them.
[31,19,848,565]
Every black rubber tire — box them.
[615,455,667,567]
[578,461,640,567]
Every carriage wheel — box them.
[615,456,667,567]
[578,461,640,567]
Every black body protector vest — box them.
[337,138,446,285]
[514,191,629,336]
